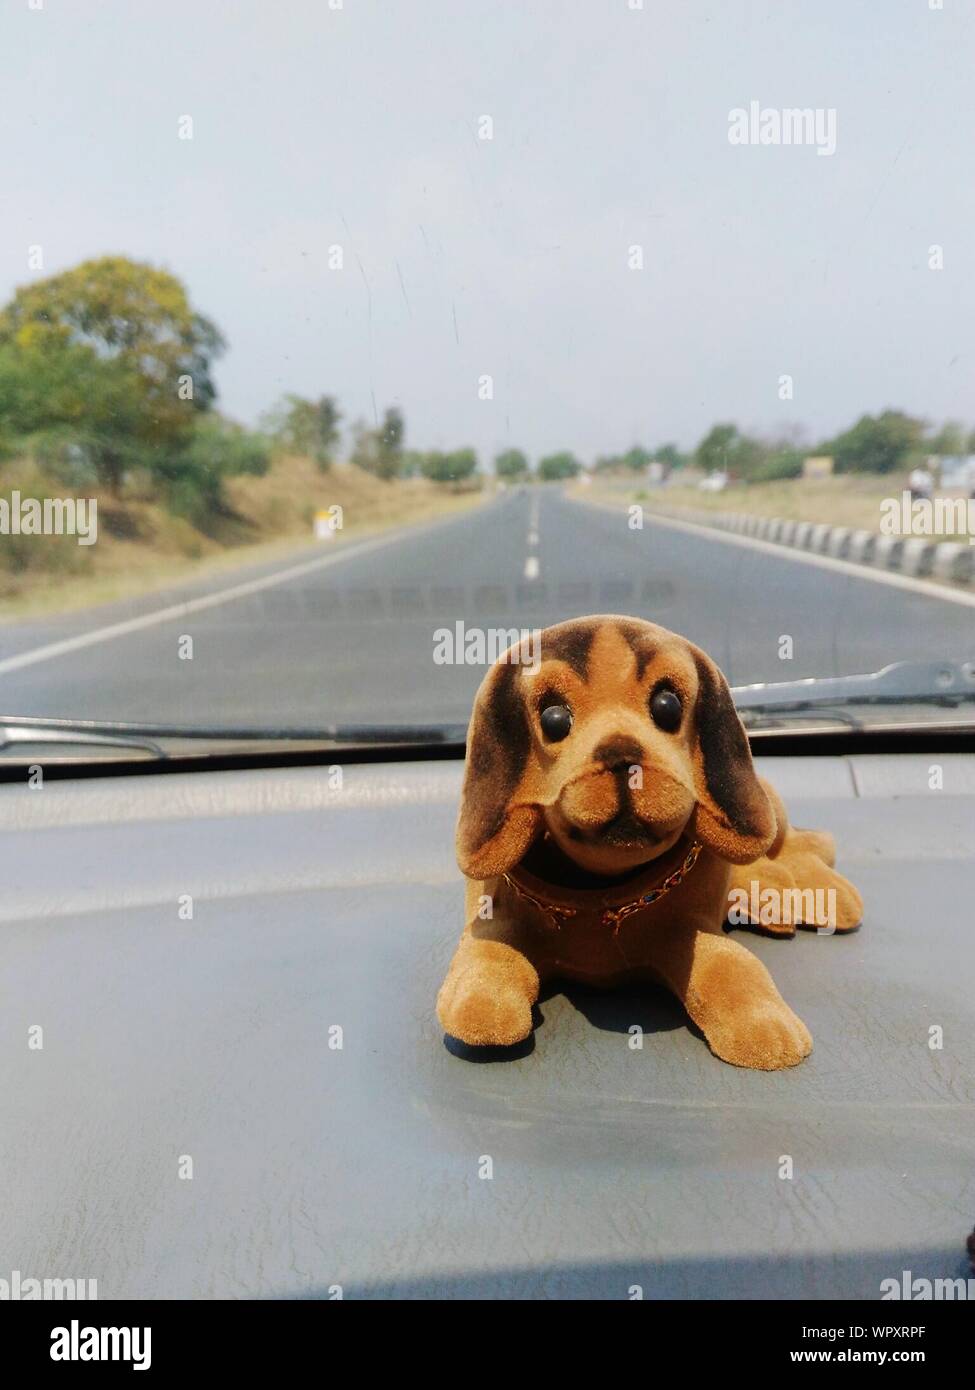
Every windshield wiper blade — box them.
[0,715,468,758]
[731,659,975,714]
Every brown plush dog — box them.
[437,615,863,1070]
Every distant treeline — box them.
[348,414,973,489]
[590,414,975,484]
[2,257,969,533]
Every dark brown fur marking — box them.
[614,619,659,681]
[540,620,600,680]
[459,661,531,858]
[693,653,763,837]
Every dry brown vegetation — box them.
[0,454,488,620]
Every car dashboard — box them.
[1,752,973,1299]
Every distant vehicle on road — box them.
[699,470,729,492]
[908,465,935,501]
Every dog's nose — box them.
[593,736,644,771]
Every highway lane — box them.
[0,485,972,726]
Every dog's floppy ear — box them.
[690,650,776,864]
[456,659,541,879]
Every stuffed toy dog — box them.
[437,615,863,1070]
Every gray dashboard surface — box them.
[1,754,973,1300]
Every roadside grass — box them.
[576,473,971,542]
[0,454,488,622]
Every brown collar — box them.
[503,839,703,936]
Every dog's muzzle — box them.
[557,765,655,840]
[555,758,693,848]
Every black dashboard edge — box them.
[0,723,973,782]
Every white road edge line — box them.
[0,509,476,677]
[570,495,975,610]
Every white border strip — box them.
[0,508,479,677]
[570,495,975,610]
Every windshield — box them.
[1,2,973,736]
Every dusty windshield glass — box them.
[1,2,972,733]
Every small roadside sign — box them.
[314,509,337,541]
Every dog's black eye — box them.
[650,687,682,733]
[540,703,573,742]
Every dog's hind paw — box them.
[788,854,863,933]
[728,852,863,935]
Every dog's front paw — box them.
[705,1001,813,1071]
[437,975,533,1048]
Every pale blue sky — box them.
[2,0,974,463]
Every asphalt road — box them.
[1,486,973,727]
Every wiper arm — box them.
[0,715,468,761]
[0,723,166,758]
[731,659,975,715]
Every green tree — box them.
[622,445,653,472]
[748,444,804,482]
[538,451,581,480]
[376,406,405,480]
[694,425,784,481]
[315,397,342,469]
[0,336,143,462]
[494,448,529,479]
[349,418,376,473]
[420,447,478,483]
[352,406,406,480]
[695,423,740,475]
[827,411,926,475]
[653,442,686,470]
[154,416,270,528]
[731,433,771,480]
[0,256,224,492]
[262,393,342,470]
[929,420,966,458]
